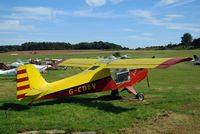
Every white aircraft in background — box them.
[0,64,48,75]
[7,59,24,68]
[0,68,18,75]
[0,59,50,75]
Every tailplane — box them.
[17,64,48,101]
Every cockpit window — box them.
[89,66,99,70]
[110,69,130,84]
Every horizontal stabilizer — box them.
[25,88,43,96]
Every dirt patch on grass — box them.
[0,82,15,90]
[195,87,200,90]
[119,111,200,134]
[0,82,16,96]
[17,130,66,134]
[17,130,97,134]
[181,102,196,110]
[153,86,173,91]
[144,94,166,100]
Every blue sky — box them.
[0,0,200,48]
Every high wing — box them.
[104,58,192,69]
[58,58,102,67]
[58,58,192,69]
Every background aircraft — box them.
[0,59,50,75]
[192,54,200,65]
[0,63,9,70]
[0,64,48,75]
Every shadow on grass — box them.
[0,103,30,111]
[0,96,136,113]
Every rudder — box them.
[17,64,47,101]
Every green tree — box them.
[113,52,120,57]
[192,38,200,48]
[181,33,192,46]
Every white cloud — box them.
[122,28,134,32]
[85,0,124,7]
[166,23,200,32]
[7,7,68,20]
[130,9,200,32]
[85,0,106,7]
[156,0,196,7]
[156,0,180,6]
[166,14,184,18]
[73,9,119,18]
[169,0,196,7]
[164,14,184,21]
[0,20,34,31]
[129,9,153,19]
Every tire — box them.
[136,93,144,101]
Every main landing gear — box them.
[112,86,144,101]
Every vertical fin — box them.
[17,64,48,101]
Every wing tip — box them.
[155,57,192,69]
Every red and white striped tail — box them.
[17,65,30,100]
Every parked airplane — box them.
[0,64,48,75]
[7,59,24,68]
[16,57,192,104]
[193,55,200,65]
[0,63,10,70]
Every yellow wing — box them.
[58,58,192,69]
[58,58,102,67]
[105,58,192,69]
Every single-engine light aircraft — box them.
[16,57,191,104]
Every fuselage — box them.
[37,64,148,101]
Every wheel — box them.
[136,93,144,101]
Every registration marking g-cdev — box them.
[68,83,96,95]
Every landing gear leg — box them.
[125,86,144,101]
[111,89,119,97]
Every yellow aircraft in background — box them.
[16,57,191,104]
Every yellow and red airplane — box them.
[16,57,191,103]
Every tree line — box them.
[136,33,200,50]
[0,41,129,52]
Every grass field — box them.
[0,50,200,134]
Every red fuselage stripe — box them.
[17,85,30,91]
[17,69,27,75]
[17,77,29,83]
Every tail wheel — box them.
[136,93,144,101]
